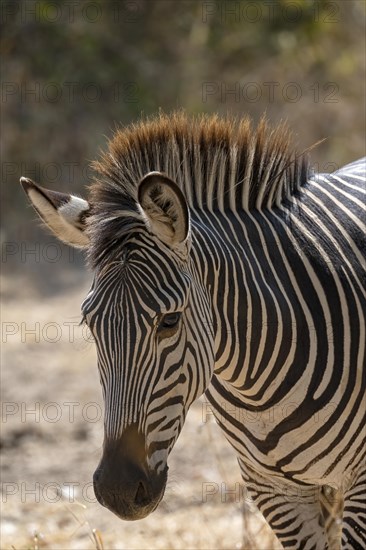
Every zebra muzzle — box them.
[93,426,168,520]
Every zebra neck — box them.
[191,209,295,401]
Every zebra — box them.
[20,112,365,549]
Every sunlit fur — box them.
[87,112,309,268]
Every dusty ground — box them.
[1,273,280,550]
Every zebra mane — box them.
[88,111,311,267]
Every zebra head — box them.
[21,171,215,520]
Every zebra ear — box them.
[138,172,190,247]
[20,177,90,248]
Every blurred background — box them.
[1,1,365,548]
[2,0,365,285]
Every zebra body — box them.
[21,114,365,549]
[204,169,365,485]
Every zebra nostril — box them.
[134,480,149,506]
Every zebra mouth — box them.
[97,490,165,521]
[93,465,168,521]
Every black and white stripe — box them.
[22,114,365,548]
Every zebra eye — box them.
[158,312,181,331]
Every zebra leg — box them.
[341,468,366,549]
[240,464,329,549]
[319,486,343,550]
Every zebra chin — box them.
[93,463,168,520]
[93,478,166,521]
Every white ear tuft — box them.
[20,177,90,248]
[138,172,190,247]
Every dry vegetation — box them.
[1,274,280,550]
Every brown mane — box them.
[87,111,311,267]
